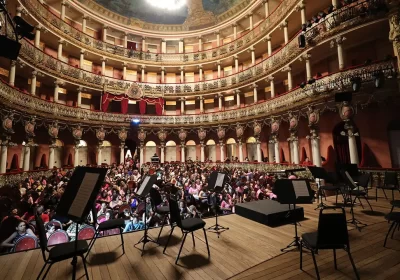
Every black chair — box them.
[149,187,170,242]
[86,206,125,259]
[300,207,360,280]
[35,214,89,280]
[390,200,400,213]
[376,172,400,201]
[320,172,344,205]
[163,196,210,264]
[342,171,373,212]
[384,212,400,247]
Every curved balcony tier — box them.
[18,0,300,66]
[15,3,388,97]
[0,60,395,127]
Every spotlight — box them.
[300,82,306,89]
[131,118,140,124]
[373,71,385,88]
[308,78,316,84]
[351,77,362,92]
[13,16,35,40]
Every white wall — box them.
[206,145,216,162]
[165,146,177,161]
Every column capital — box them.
[141,36,147,40]
[35,24,43,31]
[122,62,128,67]
[16,6,25,14]
[161,38,166,42]
[246,13,253,18]
[266,75,274,82]
[234,55,239,60]
[180,66,185,71]
[295,1,306,11]
[61,0,69,7]
[263,35,272,42]
[280,20,288,28]
[197,36,202,40]
[179,38,184,42]
[58,39,65,45]
[214,31,220,35]
[140,65,146,70]
[232,23,237,28]
[54,79,64,87]
[82,15,90,20]
[122,32,128,37]
[80,49,86,55]
[161,66,165,71]
[216,60,221,65]
[300,53,311,61]
[10,60,17,67]
[198,64,203,69]
[251,83,258,89]
[281,66,291,72]
[31,70,38,77]
[330,36,346,48]
[77,86,84,93]
[234,89,241,94]
[179,97,186,101]
[217,93,224,98]
[262,0,269,4]
[102,25,109,30]
[198,95,204,100]
[101,57,107,62]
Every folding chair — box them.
[376,172,400,201]
[149,187,170,242]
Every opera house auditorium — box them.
[0,0,400,279]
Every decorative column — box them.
[141,37,146,51]
[82,16,89,33]
[296,1,306,25]
[267,76,275,98]
[263,0,269,18]
[199,96,204,113]
[54,80,61,103]
[250,47,256,65]
[217,126,226,162]
[198,37,202,51]
[302,53,312,81]
[339,102,359,164]
[254,122,262,162]
[232,23,237,39]
[307,107,322,167]
[57,40,64,60]
[271,119,280,163]
[160,142,165,163]
[281,21,289,44]
[123,33,128,48]
[23,118,36,171]
[48,121,59,169]
[234,56,239,73]
[101,58,107,76]
[30,71,37,95]
[217,61,221,78]
[283,66,293,91]
[180,67,184,83]
[252,84,258,103]
[388,5,400,71]
[79,50,85,68]
[198,128,207,162]
[0,114,15,173]
[77,87,82,107]
[331,36,346,71]
[34,25,42,48]
[179,39,184,53]
[267,36,272,56]
[102,25,108,42]
[215,32,220,47]
[199,65,203,81]
[122,63,127,80]
[288,114,300,164]
[141,65,145,82]
[61,0,67,20]
[235,89,241,108]
[9,60,16,86]
[248,13,253,30]
[161,67,165,83]
[180,97,185,115]
[179,128,187,163]
[218,94,223,111]
[118,128,127,164]
[72,125,83,167]
[236,125,244,162]
[95,126,106,165]
[137,128,147,168]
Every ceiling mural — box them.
[94,0,243,27]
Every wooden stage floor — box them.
[1,192,400,280]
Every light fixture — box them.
[308,78,316,84]
[131,118,140,124]
[300,82,306,89]
[145,0,187,11]
[351,77,362,92]
[13,16,35,40]
[373,71,385,88]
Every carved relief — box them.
[48,121,59,138]
[236,124,244,139]
[96,126,106,141]
[307,106,320,127]
[339,101,355,121]
[197,127,207,141]
[157,128,167,142]
[72,125,83,140]
[137,128,146,142]
[2,113,14,134]
[217,126,226,140]
[253,121,262,136]
[271,119,280,134]
[118,127,128,142]
[24,118,36,138]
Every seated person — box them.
[1,220,36,251]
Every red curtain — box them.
[139,100,147,114]
[140,97,164,115]
[102,92,110,112]
[121,98,128,114]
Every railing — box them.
[0,168,74,185]
[0,60,395,125]
[14,0,388,96]
[18,0,298,65]
[360,168,400,188]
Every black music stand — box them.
[308,166,329,210]
[275,179,313,252]
[207,171,229,237]
[134,175,159,255]
[56,167,107,280]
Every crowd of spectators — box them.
[0,157,298,254]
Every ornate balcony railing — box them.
[0,60,395,126]
[18,0,298,65]
[0,168,73,185]
[14,0,388,97]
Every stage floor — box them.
[1,193,400,280]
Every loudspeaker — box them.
[0,36,21,60]
[335,92,352,102]
[298,34,305,48]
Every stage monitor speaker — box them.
[0,36,21,60]
[335,92,352,102]
[298,34,305,48]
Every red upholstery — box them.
[118,204,131,214]
[48,220,62,230]
[47,230,69,246]
[77,226,95,240]
[13,236,38,252]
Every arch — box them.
[226,138,236,144]
[145,141,157,147]
[55,139,64,147]
[186,140,196,146]
[186,140,196,160]
[102,140,112,147]
[206,139,216,145]
[246,137,257,162]
[67,153,73,166]
[166,140,177,146]
[226,138,237,159]
[301,147,308,163]
[78,140,87,147]
[246,137,256,143]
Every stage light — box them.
[374,71,385,88]
[131,118,140,124]
[351,77,362,92]
[300,82,306,89]
[13,16,35,40]
[308,78,316,84]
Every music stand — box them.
[134,175,158,255]
[207,171,229,237]
[274,179,313,252]
[56,167,107,280]
[308,166,329,210]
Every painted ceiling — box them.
[93,0,242,25]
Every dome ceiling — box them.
[94,0,245,28]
